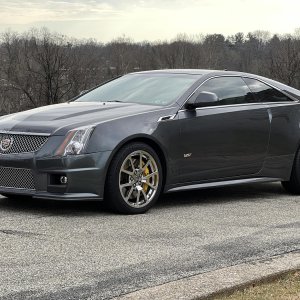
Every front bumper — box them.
[0,151,112,201]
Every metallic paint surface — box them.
[0,69,299,200]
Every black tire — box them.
[105,142,163,214]
[281,149,300,194]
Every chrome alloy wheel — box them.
[119,150,159,208]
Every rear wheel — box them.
[281,148,300,194]
[105,142,163,214]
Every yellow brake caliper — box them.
[143,165,150,192]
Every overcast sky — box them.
[0,0,299,41]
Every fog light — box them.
[60,176,68,184]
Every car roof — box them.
[131,69,251,76]
[130,68,285,87]
[130,69,300,100]
[130,69,286,83]
[132,69,214,75]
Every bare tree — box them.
[1,27,300,115]
[268,35,300,85]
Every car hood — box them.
[0,102,176,136]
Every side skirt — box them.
[165,177,282,193]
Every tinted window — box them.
[198,77,255,105]
[76,74,201,106]
[243,78,291,103]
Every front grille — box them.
[0,167,35,190]
[0,133,48,154]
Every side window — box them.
[198,77,255,105]
[243,78,292,103]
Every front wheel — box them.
[105,142,163,214]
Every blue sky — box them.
[0,0,299,41]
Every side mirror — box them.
[186,91,219,109]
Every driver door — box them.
[175,76,270,183]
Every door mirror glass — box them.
[187,91,219,109]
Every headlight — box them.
[56,126,94,156]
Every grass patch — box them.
[213,270,300,300]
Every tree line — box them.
[0,28,300,115]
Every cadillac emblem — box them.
[0,137,14,152]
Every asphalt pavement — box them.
[0,182,299,299]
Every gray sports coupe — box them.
[1,69,300,213]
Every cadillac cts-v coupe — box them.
[1,69,300,214]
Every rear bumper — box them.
[0,151,112,200]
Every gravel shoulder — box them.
[214,268,300,300]
[116,251,300,300]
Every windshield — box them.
[75,73,201,106]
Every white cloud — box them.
[0,0,119,24]
[0,0,299,41]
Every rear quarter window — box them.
[243,78,292,103]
